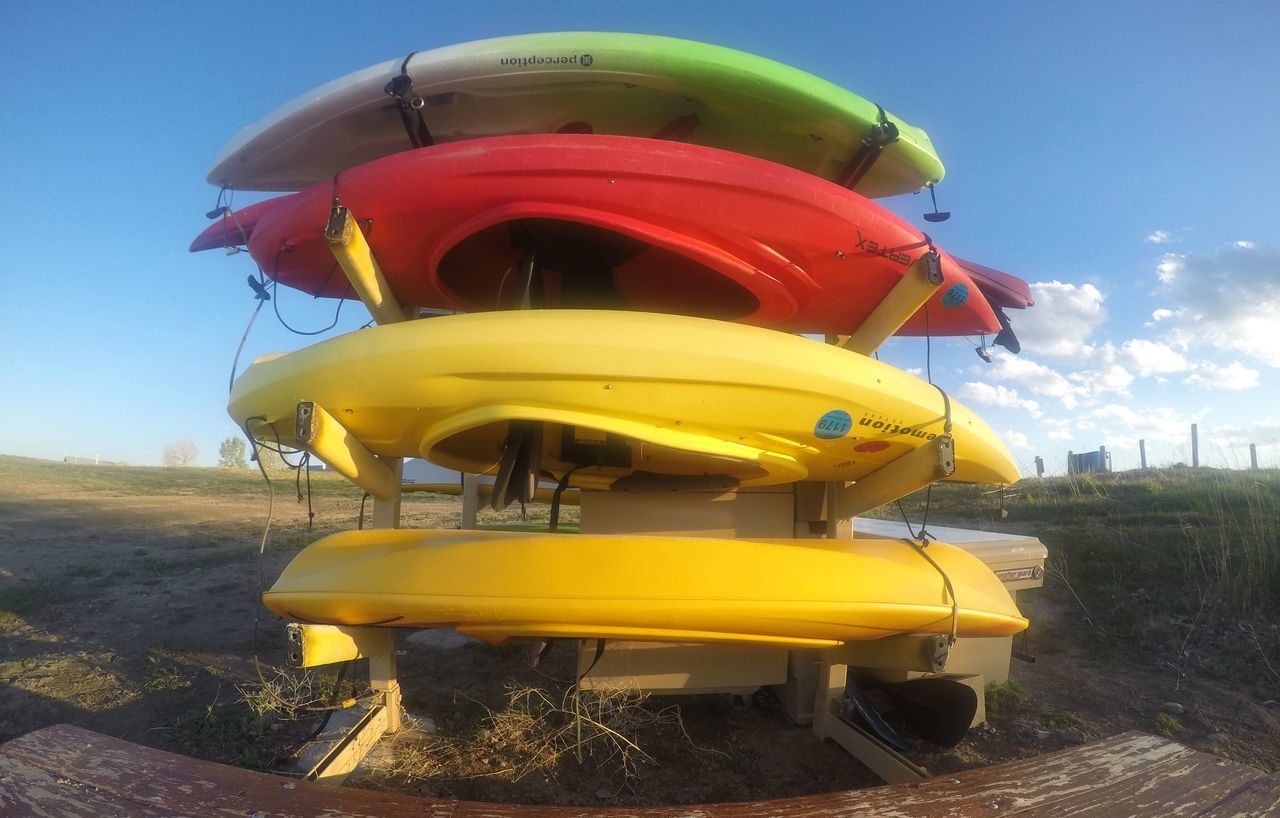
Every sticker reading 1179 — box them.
[814,410,852,440]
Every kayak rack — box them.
[265,321,1028,786]
[324,204,413,325]
[295,401,400,501]
[286,402,956,518]
[275,467,1046,785]
[840,251,944,355]
[278,455,405,784]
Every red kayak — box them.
[192,135,1002,337]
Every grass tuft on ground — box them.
[891,467,1280,688]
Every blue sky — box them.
[1,2,1277,474]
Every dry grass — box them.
[238,664,368,721]
[235,669,714,789]
[361,683,713,789]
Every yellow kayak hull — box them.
[229,310,1018,490]
[263,529,1028,647]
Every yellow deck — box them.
[263,529,1027,647]
[230,310,1018,491]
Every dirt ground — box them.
[1,457,1277,806]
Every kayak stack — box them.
[193,33,1033,652]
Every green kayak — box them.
[208,32,944,197]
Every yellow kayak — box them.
[229,310,1017,491]
[263,529,1027,647]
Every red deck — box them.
[191,135,1005,338]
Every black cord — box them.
[269,245,346,336]
[241,417,277,665]
[900,533,958,644]
[896,483,935,542]
[292,451,315,532]
[358,492,371,529]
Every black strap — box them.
[384,52,434,148]
[836,104,900,190]
[992,305,1022,354]
[582,638,607,677]
[531,639,554,669]
[549,466,581,533]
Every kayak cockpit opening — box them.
[437,218,761,318]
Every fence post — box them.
[1251,443,1259,470]
[1191,424,1199,468]
[1139,439,1147,469]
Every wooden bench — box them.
[1,724,1276,816]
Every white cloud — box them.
[1145,308,1176,328]
[984,354,1083,409]
[1015,281,1107,360]
[956,382,1042,417]
[1184,361,1260,391]
[1041,417,1074,440]
[1069,364,1134,395]
[1235,240,1255,249]
[1003,430,1031,450]
[1086,403,1202,449]
[1210,419,1280,464]
[1208,419,1280,445]
[981,351,1135,408]
[1153,245,1280,367]
[1146,229,1174,244]
[1120,339,1189,376]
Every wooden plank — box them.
[1199,777,1280,817]
[291,701,390,785]
[0,725,435,818]
[1,725,1276,818]
[820,715,929,784]
[0,750,175,818]
[1017,748,1280,816]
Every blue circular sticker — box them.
[941,283,969,308]
[814,410,852,440]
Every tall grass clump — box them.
[1034,469,1277,684]
[891,467,1280,687]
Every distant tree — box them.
[252,444,297,472]
[217,437,248,469]
[162,438,199,467]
